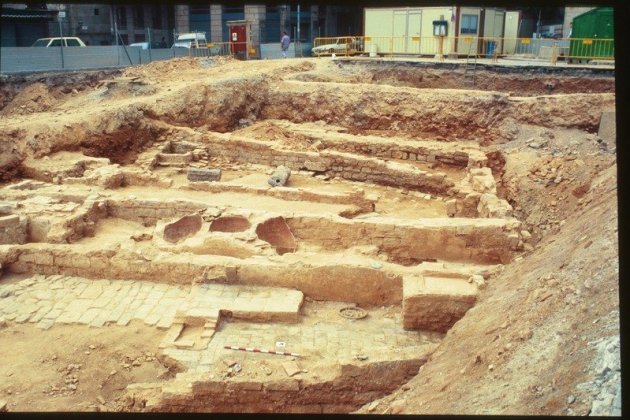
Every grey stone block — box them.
[187,168,222,182]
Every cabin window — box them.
[461,14,478,34]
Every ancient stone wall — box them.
[1,246,403,305]
[198,137,454,194]
[183,182,375,213]
[313,137,480,168]
[286,215,522,265]
[138,359,425,413]
[105,199,214,226]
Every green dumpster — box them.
[569,7,614,60]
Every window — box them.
[94,8,99,16]
[116,7,127,29]
[152,7,162,29]
[190,6,209,14]
[190,6,210,32]
[66,39,81,46]
[461,14,478,34]
[223,6,244,14]
[133,6,144,27]
[50,39,62,47]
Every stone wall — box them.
[183,182,375,213]
[286,215,523,265]
[200,136,455,195]
[134,359,425,413]
[1,245,404,305]
[236,263,402,305]
[311,136,486,168]
[105,199,216,226]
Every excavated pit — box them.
[0,57,617,414]
[209,216,251,233]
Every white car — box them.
[31,37,86,47]
[172,33,207,48]
[312,37,362,56]
[129,42,163,50]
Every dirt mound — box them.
[122,56,238,82]
[0,70,119,114]
[0,83,56,116]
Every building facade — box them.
[175,4,362,44]
[1,4,58,46]
[44,3,174,46]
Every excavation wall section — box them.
[141,359,425,413]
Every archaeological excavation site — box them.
[0,56,619,415]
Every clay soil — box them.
[0,56,618,414]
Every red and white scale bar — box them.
[224,345,301,357]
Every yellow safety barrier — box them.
[312,35,614,64]
[186,42,260,59]
[187,42,231,58]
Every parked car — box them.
[31,37,86,47]
[128,42,164,50]
[172,33,208,48]
[312,37,362,56]
[539,32,562,39]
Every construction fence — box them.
[0,41,312,74]
[312,35,615,64]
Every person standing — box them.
[280,31,290,58]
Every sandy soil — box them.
[0,320,170,412]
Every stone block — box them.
[192,381,225,394]
[159,323,184,349]
[445,199,457,217]
[402,276,477,333]
[19,252,53,266]
[477,193,513,218]
[0,202,15,215]
[598,111,615,148]
[304,160,328,172]
[232,382,263,391]
[264,380,300,392]
[0,215,19,228]
[158,153,193,166]
[187,168,222,182]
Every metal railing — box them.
[185,42,259,60]
[312,35,614,64]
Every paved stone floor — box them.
[0,274,301,331]
[0,274,440,373]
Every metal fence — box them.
[0,46,201,74]
[312,35,615,64]
[0,40,314,74]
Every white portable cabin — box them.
[363,6,506,56]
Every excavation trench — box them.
[0,57,616,414]
[330,60,615,95]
